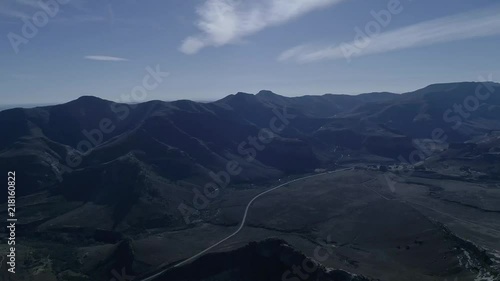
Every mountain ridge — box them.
[2,81,498,112]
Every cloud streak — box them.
[180,0,346,54]
[278,6,500,63]
[84,55,129,62]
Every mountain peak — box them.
[256,90,287,103]
[235,91,252,96]
[256,90,278,96]
[65,95,110,106]
[75,95,107,102]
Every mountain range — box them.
[0,82,499,281]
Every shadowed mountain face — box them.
[0,90,403,196]
[0,82,500,281]
[0,83,499,209]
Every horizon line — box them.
[1,80,498,108]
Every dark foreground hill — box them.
[152,239,374,281]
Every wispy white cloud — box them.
[180,0,346,54]
[279,6,500,63]
[84,55,129,62]
[53,14,107,24]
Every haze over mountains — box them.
[0,82,499,281]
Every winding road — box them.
[138,167,352,281]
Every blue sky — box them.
[1,0,500,105]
